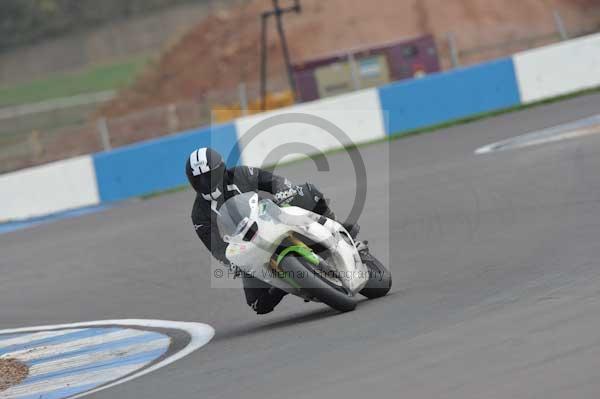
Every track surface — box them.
[3,93,600,398]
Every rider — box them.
[186,147,362,315]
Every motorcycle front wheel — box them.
[359,253,392,299]
[278,255,357,313]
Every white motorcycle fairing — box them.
[220,193,369,297]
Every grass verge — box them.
[0,57,149,107]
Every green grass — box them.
[0,57,149,107]
[140,186,190,200]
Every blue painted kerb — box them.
[378,58,521,135]
[93,123,240,203]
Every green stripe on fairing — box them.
[276,245,320,267]
[275,244,320,289]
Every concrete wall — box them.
[235,89,386,167]
[92,124,239,203]
[514,32,600,104]
[378,58,520,135]
[2,32,600,222]
[0,156,98,222]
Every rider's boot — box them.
[343,223,361,240]
[315,196,361,239]
[355,240,374,262]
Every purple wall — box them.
[293,35,441,102]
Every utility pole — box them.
[260,12,269,111]
[260,0,301,110]
[553,10,569,41]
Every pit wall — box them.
[2,33,599,222]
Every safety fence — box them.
[1,32,600,222]
[0,77,293,174]
[443,8,600,68]
[3,17,600,174]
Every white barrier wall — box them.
[0,156,99,222]
[235,88,386,166]
[4,33,600,224]
[514,33,600,104]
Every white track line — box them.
[476,115,600,155]
[0,320,215,399]
[27,337,170,377]
[1,364,142,398]
[2,329,148,362]
[0,329,86,349]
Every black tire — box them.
[279,255,357,313]
[360,254,392,299]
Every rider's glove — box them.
[227,262,242,279]
[273,186,299,206]
[250,287,288,315]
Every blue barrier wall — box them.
[93,123,240,203]
[378,58,521,135]
[8,35,600,222]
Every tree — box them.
[0,0,208,51]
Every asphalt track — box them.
[2,92,600,398]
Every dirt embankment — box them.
[101,0,600,117]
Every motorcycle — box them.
[218,192,392,312]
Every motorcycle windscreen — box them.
[217,192,258,238]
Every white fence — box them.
[514,32,600,103]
